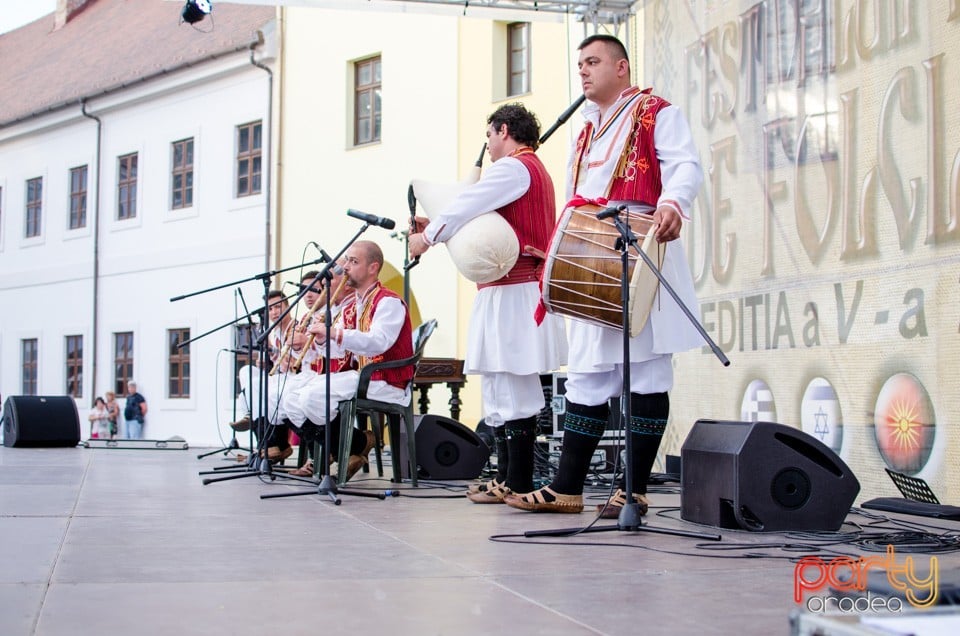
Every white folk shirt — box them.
[566,87,705,371]
[423,157,529,245]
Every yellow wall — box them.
[277,6,462,367]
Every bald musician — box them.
[284,241,412,482]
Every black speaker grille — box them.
[771,467,811,509]
[434,441,461,467]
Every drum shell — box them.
[542,203,660,336]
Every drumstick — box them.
[523,245,546,260]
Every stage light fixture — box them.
[181,0,212,25]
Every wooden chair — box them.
[336,319,438,487]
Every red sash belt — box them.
[477,256,542,290]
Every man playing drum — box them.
[409,104,568,504]
[505,35,703,515]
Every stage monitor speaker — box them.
[2,395,81,448]
[414,414,490,480]
[680,419,859,532]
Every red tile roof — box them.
[0,0,276,127]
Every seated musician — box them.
[284,240,414,481]
[232,290,295,463]
[283,263,356,476]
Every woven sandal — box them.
[596,489,650,519]
[466,480,512,503]
[288,460,314,477]
[468,478,503,495]
[503,486,583,513]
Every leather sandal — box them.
[263,446,293,463]
[503,486,583,513]
[466,479,511,503]
[596,489,650,519]
[468,478,503,495]
[344,454,368,481]
[289,460,314,477]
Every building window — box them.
[25,177,42,238]
[168,328,190,398]
[171,138,194,209]
[69,165,88,229]
[354,56,382,145]
[236,121,262,197]
[21,339,38,395]
[117,153,138,220]
[114,332,134,395]
[65,335,83,398]
[508,23,530,96]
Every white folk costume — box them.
[503,86,704,514]
[235,325,291,425]
[563,86,703,405]
[276,296,357,424]
[285,283,414,427]
[423,148,567,427]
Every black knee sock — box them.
[270,422,290,450]
[623,392,669,495]
[504,417,537,493]
[313,415,342,463]
[492,425,509,483]
[349,427,369,455]
[550,402,609,495]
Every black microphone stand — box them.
[524,206,727,541]
[197,289,260,460]
[181,257,328,485]
[261,221,387,503]
[199,283,292,484]
[199,288,274,470]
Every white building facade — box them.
[0,1,277,446]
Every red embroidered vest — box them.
[572,88,672,206]
[309,296,359,375]
[480,149,556,289]
[343,284,414,389]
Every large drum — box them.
[542,203,661,336]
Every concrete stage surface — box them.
[2,446,958,635]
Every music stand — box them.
[524,205,728,541]
[261,217,389,503]
[885,468,941,504]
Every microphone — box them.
[596,204,627,221]
[346,209,396,230]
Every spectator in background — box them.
[105,391,121,440]
[88,397,110,439]
[124,381,147,439]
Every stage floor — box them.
[1,445,958,635]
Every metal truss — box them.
[223,0,639,26]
